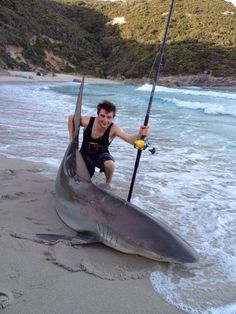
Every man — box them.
[68,100,149,184]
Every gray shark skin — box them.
[54,80,198,263]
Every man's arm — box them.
[68,115,90,142]
[80,116,90,128]
[111,125,149,145]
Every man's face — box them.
[97,109,114,129]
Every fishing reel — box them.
[134,138,156,154]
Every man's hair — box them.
[97,100,116,117]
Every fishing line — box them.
[127,0,175,202]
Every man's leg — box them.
[103,159,115,184]
[67,115,75,142]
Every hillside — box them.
[0,0,235,78]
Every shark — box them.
[38,78,198,263]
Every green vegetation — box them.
[0,0,235,77]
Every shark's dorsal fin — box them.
[74,76,85,149]
[72,76,90,182]
[76,150,91,182]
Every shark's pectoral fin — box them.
[36,232,100,245]
[36,233,76,242]
[75,231,100,244]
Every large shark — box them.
[39,78,198,263]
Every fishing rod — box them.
[127,0,175,202]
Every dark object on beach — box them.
[73,78,81,83]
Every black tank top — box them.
[80,117,113,155]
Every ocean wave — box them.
[150,243,236,314]
[137,83,236,100]
[163,97,236,117]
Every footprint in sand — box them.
[24,216,45,226]
[4,169,16,175]
[26,168,42,173]
[0,289,14,309]
[0,192,25,200]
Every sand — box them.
[0,70,123,85]
[0,154,185,313]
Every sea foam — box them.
[137,83,236,100]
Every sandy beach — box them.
[0,155,185,314]
[0,69,235,89]
[0,70,123,85]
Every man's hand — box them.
[133,126,150,150]
[138,125,149,138]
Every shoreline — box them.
[123,74,236,89]
[0,70,123,85]
[0,70,235,90]
[0,154,185,313]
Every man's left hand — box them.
[139,125,149,138]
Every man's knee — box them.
[68,114,75,141]
[103,160,114,184]
[68,115,74,128]
[104,159,115,171]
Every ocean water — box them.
[0,81,235,314]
